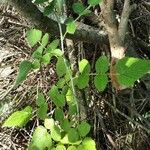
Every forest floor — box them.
[0,2,150,150]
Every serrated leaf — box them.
[28,126,52,150]
[51,49,64,57]
[56,145,66,150]
[15,60,32,86]
[95,56,109,73]
[66,21,77,34]
[68,128,79,143]
[41,33,49,47]
[81,137,96,150]
[37,102,48,120]
[94,74,108,91]
[48,85,66,107]
[2,106,32,128]
[78,122,91,137]
[51,125,62,141]
[32,59,40,69]
[46,39,60,52]
[42,53,51,65]
[54,108,64,122]
[56,57,67,77]
[67,146,77,150]
[36,92,46,106]
[44,118,55,130]
[88,0,102,6]
[72,2,85,15]
[61,119,71,132]
[26,29,42,47]
[77,74,89,89]
[79,59,90,74]
[116,57,150,86]
[69,104,77,115]
[32,45,44,59]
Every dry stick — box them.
[94,91,150,134]
[118,0,137,43]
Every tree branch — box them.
[6,0,108,44]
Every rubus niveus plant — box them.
[2,0,150,149]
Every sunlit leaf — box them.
[44,118,55,130]
[79,59,90,74]
[51,125,62,141]
[66,21,77,34]
[28,126,52,150]
[88,0,102,6]
[26,29,42,47]
[116,57,150,86]
[2,106,32,128]
[41,33,49,47]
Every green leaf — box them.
[32,45,44,59]
[68,128,79,143]
[61,119,71,132]
[26,29,42,47]
[36,92,46,106]
[81,137,96,150]
[44,118,55,130]
[72,2,85,15]
[88,0,102,6]
[67,146,77,150]
[95,56,109,73]
[34,0,48,4]
[56,57,67,77]
[44,1,56,16]
[66,21,77,34]
[79,59,90,74]
[94,74,108,91]
[46,39,60,52]
[51,49,64,57]
[37,102,48,120]
[56,145,66,150]
[32,59,40,69]
[78,122,91,137]
[69,104,77,116]
[48,85,66,107]
[28,126,52,150]
[15,60,32,86]
[77,74,89,89]
[51,125,62,141]
[41,33,49,47]
[54,108,64,122]
[42,53,51,65]
[116,57,150,86]
[2,106,32,128]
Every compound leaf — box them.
[78,122,91,137]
